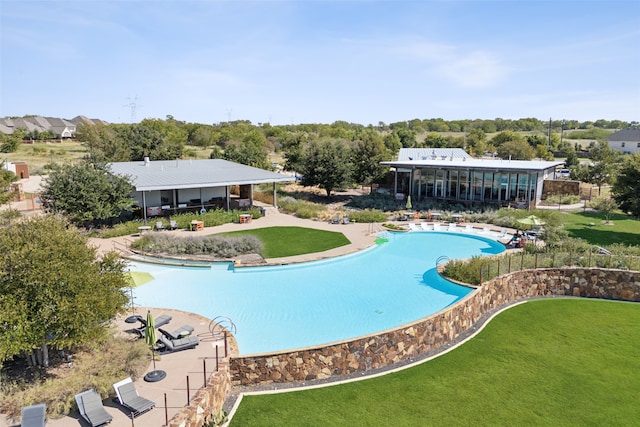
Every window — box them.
[621,142,626,147]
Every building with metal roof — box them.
[109,158,295,220]
[381,151,564,208]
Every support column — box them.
[273,183,278,209]
[142,191,147,222]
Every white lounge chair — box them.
[113,378,155,417]
[463,224,474,232]
[408,223,420,231]
[433,223,442,231]
[448,223,457,232]
[421,223,432,231]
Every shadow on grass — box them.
[564,211,640,246]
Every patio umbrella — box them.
[517,215,546,226]
[125,271,154,287]
[143,311,166,382]
[405,195,412,210]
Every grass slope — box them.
[561,211,640,246]
[222,226,350,258]
[231,299,640,426]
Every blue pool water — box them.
[130,232,504,355]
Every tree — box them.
[612,152,640,217]
[0,215,129,368]
[0,133,21,153]
[351,131,390,190]
[496,140,535,160]
[588,196,618,224]
[586,141,620,194]
[222,130,270,169]
[0,164,18,205]
[40,162,134,227]
[300,140,352,197]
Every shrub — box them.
[348,209,388,223]
[278,196,326,219]
[131,234,263,258]
[0,330,148,418]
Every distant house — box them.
[607,128,640,154]
[0,115,104,139]
[109,158,295,220]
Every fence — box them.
[478,251,640,284]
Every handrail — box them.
[209,316,237,340]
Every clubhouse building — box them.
[381,148,564,208]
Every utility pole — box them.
[547,117,552,149]
[124,96,142,123]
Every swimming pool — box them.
[130,231,504,355]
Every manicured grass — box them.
[221,226,350,258]
[561,211,640,246]
[230,299,640,426]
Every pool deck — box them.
[3,213,517,427]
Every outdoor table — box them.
[190,220,204,231]
[451,214,464,223]
[430,212,442,219]
[138,225,151,234]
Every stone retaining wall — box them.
[230,268,640,386]
[168,335,238,427]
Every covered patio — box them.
[109,158,294,221]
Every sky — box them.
[1,0,639,126]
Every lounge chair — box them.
[408,223,420,231]
[420,223,432,231]
[75,389,113,426]
[433,223,442,231]
[463,224,474,232]
[21,403,46,427]
[158,325,194,340]
[155,221,165,231]
[448,223,457,232]
[133,314,172,338]
[158,333,200,353]
[113,378,155,417]
[169,220,178,230]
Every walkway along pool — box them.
[130,231,505,355]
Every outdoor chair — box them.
[155,221,165,231]
[330,213,341,224]
[133,314,172,339]
[342,215,350,224]
[21,403,46,427]
[75,389,113,426]
[158,325,194,340]
[169,220,178,230]
[158,333,200,353]
[113,378,155,417]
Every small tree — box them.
[300,140,352,197]
[588,196,618,224]
[40,161,134,227]
[0,216,129,368]
[0,164,18,205]
[612,152,640,218]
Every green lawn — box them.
[230,299,640,426]
[561,211,640,246]
[222,226,350,258]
